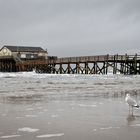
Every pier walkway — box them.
[0,54,140,74]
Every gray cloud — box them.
[0,0,140,56]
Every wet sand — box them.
[0,96,140,140]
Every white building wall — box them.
[0,47,48,59]
[0,47,12,56]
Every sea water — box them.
[0,72,140,140]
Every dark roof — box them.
[3,45,46,52]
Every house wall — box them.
[12,52,18,57]
[0,47,48,59]
[0,47,12,56]
[13,51,48,59]
[38,52,48,59]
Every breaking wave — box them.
[0,72,140,103]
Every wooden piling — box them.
[1,54,140,74]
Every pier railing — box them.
[47,54,140,64]
[1,54,140,74]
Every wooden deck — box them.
[48,54,140,63]
[0,54,140,74]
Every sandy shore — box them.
[0,96,140,140]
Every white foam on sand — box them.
[78,104,97,107]
[18,127,39,133]
[130,124,140,127]
[16,116,24,119]
[93,126,120,132]
[26,108,34,111]
[51,114,59,118]
[100,127,113,130]
[25,115,37,118]
[0,135,21,138]
[36,133,64,138]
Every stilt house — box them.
[0,45,48,60]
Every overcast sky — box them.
[0,0,140,57]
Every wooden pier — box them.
[0,54,140,74]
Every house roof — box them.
[3,45,47,53]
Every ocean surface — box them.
[0,72,140,140]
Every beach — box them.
[0,73,140,140]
